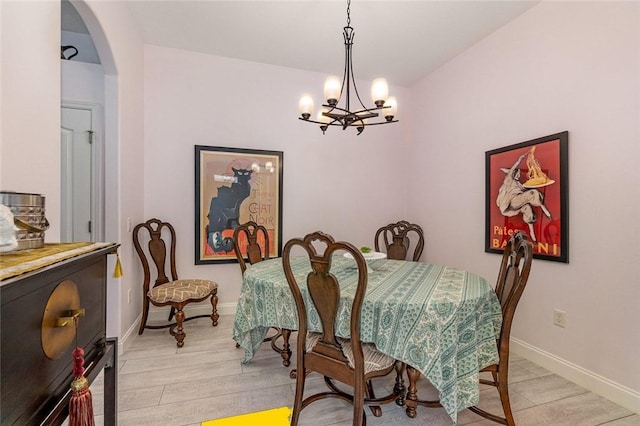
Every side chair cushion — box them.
[306,333,395,374]
[149,279,217,304]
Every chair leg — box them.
[290,362,306,426]
[138,299,150,335]
[496,370,515,426]
[173,308,186,348]
[353,382,365,426]
[366,380,382,417]
[209,289,219,326]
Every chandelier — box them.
[298,0,398,135]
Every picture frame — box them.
[195,145,283,265]
[485,131,569,263]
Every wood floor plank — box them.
[83,314,636,426]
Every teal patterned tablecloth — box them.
[232,255,502,422]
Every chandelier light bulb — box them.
[298,95,314,120]
[371,78,389,107]
[324,76,342,106]
[384,96,398,121]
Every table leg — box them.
[237,328,292,367]
[405,364,443,418]
[279,328,292,367]
[394,362,406,407]
[405,365,420,418]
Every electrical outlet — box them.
[553,309,566,327]
[128,289,132,304]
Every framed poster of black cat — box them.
[194,145,283,265]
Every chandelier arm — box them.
[300,115,397,126]
[341,105,390,115]
[299,117,341,126]
[300,117,376,128]
[346,37,369,112]
[321,103,381,116]
[342,26,352,113]
[350,119,399,127]
[301,119,399,127]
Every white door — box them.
[61,106,93,242]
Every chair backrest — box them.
[283,231,368,376]
[495,230,533,355]
[232,221,270,274]
[374,220,424,261]
[132,218,178,295]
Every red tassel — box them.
[69,347,95,426]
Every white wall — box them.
[0,1,62,240]
[74,0,146,343]
[61,60,104,103]
[0,0,146,347]
[407,1,640,409]
[143,45,410,307]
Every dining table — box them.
[232,254,502,423]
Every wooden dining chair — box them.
[374,220,424,261]
[283,231,404,426]
[133,218,219,347]
[404,230,533,425]
[232,221,291,366]
[467,230,533,425]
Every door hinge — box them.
[88,221,92,233]
[88,130,94,144]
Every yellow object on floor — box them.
[201,407,291,426]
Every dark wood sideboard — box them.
[1,243,119,425]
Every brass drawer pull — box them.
[55,309,86,327]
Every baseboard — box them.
[115,302,238,356]
[511,337,640,414]
[117,313,141,356]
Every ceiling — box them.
[63,1,539,87]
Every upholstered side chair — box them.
[133,218,219,347]
[283,231,404,426]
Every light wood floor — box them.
[86,315,638,426]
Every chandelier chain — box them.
[346,0,351,27]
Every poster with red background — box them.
[485,132,568,263]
